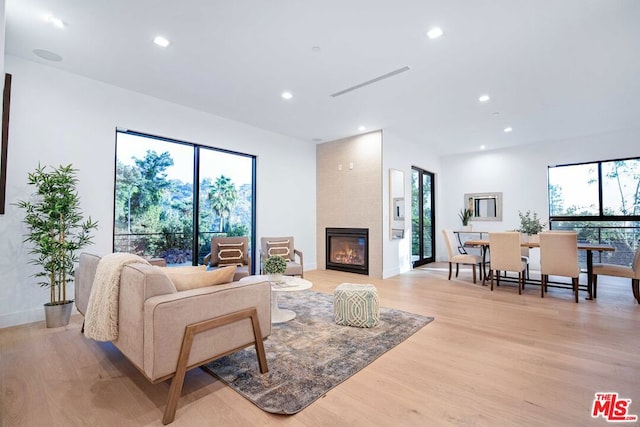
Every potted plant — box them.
[517,210,546,236]
[264,255,287,283]
[458,208,473,230]
[16,164,98,327]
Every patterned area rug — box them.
[203,290,434,414]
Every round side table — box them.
[239,275,312,323]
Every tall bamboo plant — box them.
[16,164,98,305]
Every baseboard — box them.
[0,305,80,329]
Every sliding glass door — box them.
[197,148,256,266]
[412,166,435,267]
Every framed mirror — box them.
[389,169,405,239]
[464,192,503,221]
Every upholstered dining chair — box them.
[442,229,483,284]
[539,231,581,303]
[592,245,640,304]
[487,232,527,294]
[520,233,538,280]
[260,236,304,278]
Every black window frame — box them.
[113,128,257,271]
[548,155,640,225]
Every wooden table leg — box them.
[481,245,489,286]
[586,250,594,300]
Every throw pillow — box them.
[217,242,244,266]
[163,266,237,291]
[267,239,291,261]
[157,265,207,274]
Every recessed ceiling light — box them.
[427,27,443,39]
[45,15,65,29]
[33,49,63,62]
[153,36,170,47]
[478,94,490,103]
[358,126,367,132]
[480,145,486,150]
[281,91,293,100]
[504,127,513,133]
[311,46,321,53]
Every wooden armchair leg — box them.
[518,273,522,295]
[573,278,579,303]
[162,308,268,425]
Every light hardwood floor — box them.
[1,264,639,426]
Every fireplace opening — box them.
[326,228,369,275]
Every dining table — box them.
[463,238,615,300]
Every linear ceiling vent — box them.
[330,66,411,98]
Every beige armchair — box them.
[593,245,640,304]
[539,231,581,303]
[75,253,270,424]
[487,232,527,294]
[203,235,251,281]
[260,236,304,277]
[442,229,483,283]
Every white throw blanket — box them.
[83,253,150,341]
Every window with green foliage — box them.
[548,157,640,266]
[114,130,256,268]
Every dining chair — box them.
[592,245,640,304]
[520,233,538,280]
[539,231,581,303]
[487,232,527,294]
[442,229,483,283]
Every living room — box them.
[1,2,639,425]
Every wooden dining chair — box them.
[442,229,483,283]
[487,232,527,294]
[539,231,581,303]
[592,245,640,304]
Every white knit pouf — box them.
[333,283,380,328]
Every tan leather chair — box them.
[539,231,581,303]
[442,229,483,283]
[487,232,527,294]
[260,236,303,277]
[592,246,640,304]
[204,236,251,281]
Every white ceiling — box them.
[6,0,640,156]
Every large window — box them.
[548,157,640,265]
[114,130,256,268]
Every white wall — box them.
[382,131,441,278]
[0,55,316,327]
[438,128,640,262]
[0,0,4,77]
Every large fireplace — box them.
[326,228,369,275]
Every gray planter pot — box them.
[44,300,73,328]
